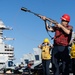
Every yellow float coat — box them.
[41,46,51,60]
[70,43,75,58]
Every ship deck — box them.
[0,73,73,75]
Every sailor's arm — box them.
[40,16,54,32]
[69,40,73,45]
[56,23,72,34]
[46,23,54,32]
[38,44,43,49]
[49,42,53,48]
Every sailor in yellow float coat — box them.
[70,43,75,58]
[38,38,53,75]
[69,37,75,58]
[41,44,51,60]
[69,38,75,75]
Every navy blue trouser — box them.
[52,45,70,75]
[42,59,51,75]
[70,58,75,75]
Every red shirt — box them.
[53,25,72,46]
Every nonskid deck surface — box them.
[0,73,73,75]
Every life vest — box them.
[41,45,51,60]
[70,43,75,58]
[54,26,72,46]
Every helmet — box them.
[61,14,70,22]
[43,38,50,44]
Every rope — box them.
[44,20,53,40]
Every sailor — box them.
[38,38,53,75]
[69,37,75,75]
[40,14,73,75]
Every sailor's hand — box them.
[40,16,47,20]
[38,44,42,48]
[56,23,62,28]
[51,45,54,48]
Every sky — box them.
[0,0,75,63]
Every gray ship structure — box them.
[0,20,15,72]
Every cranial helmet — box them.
[43,38,50,44]
[61,14,70,22]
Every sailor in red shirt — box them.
[41,14,73,75]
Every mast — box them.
[0,19,15,61]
